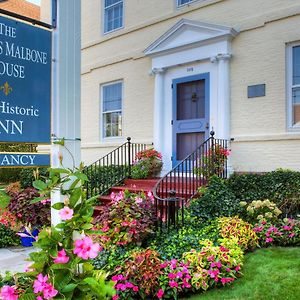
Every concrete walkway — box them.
[0,246,36,274]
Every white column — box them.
[152,68,165,153]
[51,0,81,225]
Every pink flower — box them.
[221,277,234,285]
[160,262,168,269]
[101,224,110,232]
[33,274,49,294]
[235,265,241,272]
[112,295,119,300]
[133,286,139,292]
[43,284,58,299]
[157,289,164,299]
[208,269,220,278]
[53,249,69,264]
[115,284,126,291]
[176,271,183,278]
[169,280,178,288]
[207,255,214,262]
[282,225,291,231]
[125,282,134,289]
[135,197,143,204]
[59,206,74,220]
[73,236,101,260]
[0,285,18,300]
[289,232,295,238]
[266,237,273,243]
[168,273,176,279]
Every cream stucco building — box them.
[69,0,300,173]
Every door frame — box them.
[172,72,210,166]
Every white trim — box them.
[286,41,300,131]
[102,0,124,35]
[100,80,123,141]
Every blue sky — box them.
[27,0,41,6]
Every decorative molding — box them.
[150,67,166,76]
[210,53,232,63]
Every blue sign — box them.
[0,153,50,167]
[0,15,51,143]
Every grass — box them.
[184,247,300,300]
[0,190,10,208]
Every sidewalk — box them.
[0,246,36,275]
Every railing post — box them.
[127,137,132,178]
[210,130,215,177]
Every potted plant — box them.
[131,149,163,179]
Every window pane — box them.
[103,82,122,112]
[177,132,205,160]
[103,112,122,138]
[293,87,300,125]
[293,46,300,85]
[178,0,194,6]
[105,0,122,8]
[104,0,123,32]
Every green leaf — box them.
[33,180,47,190]
[54,271,72,290]
[19,293,36,300]
[82,223,93,230]
[51,263,69,270]
[61,283,78,293]
[52,202,65,210]
[73,171,88,182]
[53,139,65,146]
[69,187,82,207]
[30,196,48,204]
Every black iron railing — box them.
[153,131,228,229]
[84,137,147,199]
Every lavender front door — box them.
[172,73,210,167]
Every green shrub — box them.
[0,169,22,184]
[19,168,48,188]
[0,224,20,248]
[229,169,300,217]
[186,176,240,225]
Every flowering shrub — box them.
[8,187,50,228]
[93,190,156,248]
[0,164,115,300]
[183,239,243,291]
[240,199,282,224]
[218,216,259,251]
[112,248,162,299]
[131,148,163,179]
[194,144,230,180]
[253,218,300,247]
[158,259,192,299]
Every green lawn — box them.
[0,190,10,208]
[184,247,300,300]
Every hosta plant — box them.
[218,216,259,251]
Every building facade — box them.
[81,0,300,173]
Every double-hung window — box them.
[177,0,195,7]
[104,0,123,33]
[287,43,300,129]
[101,81,122,138]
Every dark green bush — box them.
[150,220,220,260]
[0,169,21,184]
[228,169,300,217]
[186,176,240,225]
[0,224,20,248]
[19,168,49,188]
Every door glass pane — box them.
[293,46,300,85]
[176,132,205,161]
[293,87,300,125]
[177,80,205,120]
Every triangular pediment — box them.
[144,19,238,56]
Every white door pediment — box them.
[144,19,238,56]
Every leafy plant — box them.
[1,164,116,299]
[5,182,21,197]
[93,190,156,248]
[240,199,282,224]
[183,239,243,291]
[228,169,300,217]
[19,168,49,189]
[131,149,163,179]
[8,187,50,228]
[0,224,20,248]
[186,176,240,225]
[218,216,258,251]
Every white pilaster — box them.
[152,67,165,153]
[51,0,81,225]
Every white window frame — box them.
[100,80,123,140]
[287,42,300,131]
[103,0,124,34]
[176,0,198,8]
